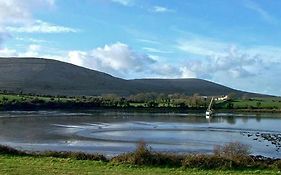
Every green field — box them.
[0,94,72,103]
[216,98,281,110]
[1,92,281,111]
[0,155,278,175]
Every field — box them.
[0,155,278,175]
[216,98,281,110]
[0,94,72,102]
[1,93,281,111]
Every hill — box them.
[0,57,267,97]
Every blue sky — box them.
[1,0,281,96]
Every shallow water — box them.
[0,110,280,158]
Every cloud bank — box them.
[67,42,156,78]
[111,0,133,6]
[0,0,76,50]
[6,20,78,33]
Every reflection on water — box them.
[0,110,280,158]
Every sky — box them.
[0,0,281,96]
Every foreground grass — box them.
[0,155,278,175]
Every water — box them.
[0,110,280,158]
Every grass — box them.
[215,98,281,110]
[234,98,281,109]
[0,143,280,175]
[0,155,279,175]
[1,92,281,111]
[0,94,73,103]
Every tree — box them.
[227,93,236,100]
[256,101,261,108]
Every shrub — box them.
[41,151,107,161]
[213,142,251,160]
[151,152,184,167]
[213,142,255,168]
[112,141,153,165]
[182,154,235,169]
[112,141,184,167]
[111,152,135,164]
[133,141,153,165]
[183,142,255,169]
[276,160,281,170]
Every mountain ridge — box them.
[0,57,270,97]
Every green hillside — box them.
[0,57,270,97]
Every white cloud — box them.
[67,42,156,78]
[6,20,78,33]
[0,0,55,25]
[177,38,228,57]
[0,0,64,48]
[177,39,272,79]
[174,34,281,95]
[142,47,172,54]
[0,1,30,24]
[111,0,133,6]
[149,64,182,78]
[137,39,161,45]
[152,6,173,13]
[68,51,87,67]
[180,67,197,78]
[21,44,42,57]
[15,37,48,44]
[244,0,278,24]
[0,48,18,57]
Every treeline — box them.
[1,90,281,111]
[0,91,218,110]
[126,92,211,108]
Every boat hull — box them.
[206,110,213,118]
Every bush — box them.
[112,141,184,167]
[41,151,107,161]
[213,142,251,160]
[112,141,153,165]
[112,141,262,169]
[212,142,256,168]
[133,141,153,165]
[182,142,255,169]
[276,160,281,170]
[151,152,184,167]
[182,154,235,169]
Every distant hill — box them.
[0,57,268,97]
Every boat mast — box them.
[207,97,214,111]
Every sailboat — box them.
[206,97,214,118]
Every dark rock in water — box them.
[241,131,281,152]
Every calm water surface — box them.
[0,110,280,158]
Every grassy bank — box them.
[0,155,278,175]
[0,143,281,175]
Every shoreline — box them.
[0,144,280,170]
[1,106,281,113]
[0,154,279,175]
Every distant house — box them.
[214,95,228,101]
